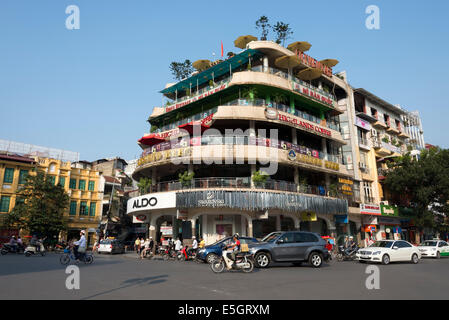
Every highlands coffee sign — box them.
[127,192,177,214]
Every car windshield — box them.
[100,240,111,244]
[369,241,393,248]
[261,232,282,243]
[420,241,437,247]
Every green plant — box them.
[382,137,390,143]
[138,178,152,194]
[328,183,339,197]
[252,170,269,187]
[272,21,293,46]
[255,16,271,40]
[209,80,214,88]
[179,171,195,188]
[169,60,194,81]
[391,138,397,145]
[150,125,158,133]
[242,86,258,101]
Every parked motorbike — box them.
[178,245,200,262]
[1,243,25,255]
[24,242,46,257]
[337,244,358,261]
[210,251,254,273]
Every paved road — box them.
[0,252,448,300]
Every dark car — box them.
[249,231,330,268]
[196,236,258,263]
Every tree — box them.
[138,177,152,194]
[383,147,449,230]
[169,60,194,81]
[255,16,271,40]
[5,171,69,241]
[272,21,293,46]
[179,171,195,188]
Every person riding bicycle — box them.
[223,234,241,270]
[73,230,86,262]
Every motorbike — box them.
[1,243,25,255]
[210,249,254,273]
[178,245,201,262]
[337,244,358,261]
[161,246,177,261]
[24,242,46,257]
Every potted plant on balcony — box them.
[209,80,214,89]
[252,170,269,188]
[298,177,308,193]
[328,183,339,197]
[382,137,390,144]
[179,171,195,188]
[138,177,152,195]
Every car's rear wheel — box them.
[382,254,390,265]
[411,253,419,264]
[206,253,218,264]
[309,252,323,268]
[255,252,271,268]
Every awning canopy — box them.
[138,134,166,147]
[179,122,210,135]
[160,49,263,95]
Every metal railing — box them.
[142,177,341,199]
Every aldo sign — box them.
[127,192,177,215]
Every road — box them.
[0,252,448,300]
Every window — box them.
[78,180,86,191]
[69,201,77,215]
[0,196,11,213]
[59,177,66,187]
[278,233,295,244]
[80,201,88,215]
[88,181,95,191]
[49,163,56,173]
[47,175,56,185]
[89,202,96,216]
[3,168,14,184]
[294,232,318,243]
[69,179,77,189]
[19,170,29,185]
[395,241,411,248]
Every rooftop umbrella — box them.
[296,67,323,81]
[234,35,258,49]
[287,41,312,53]
[138,134,166,147]
[274,55,301,69]
[320,59,339,68]
[192,59,212,72]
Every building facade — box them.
[128,40,359,245]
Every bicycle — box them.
[60,246,94,265]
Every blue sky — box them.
[1,0,448,161]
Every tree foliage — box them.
[272,21,293,46]
[5,171,69,239]
[138,177,152,194]
[384,147,449,229]
[169,59,194,81]
[255,16,271,40]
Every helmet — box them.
[80,230,85,235]
[233,233,239,239]
[192,236,196,239]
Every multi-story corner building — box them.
[349,88,424,244]
[128,40,360,244]
[0,141,104,246]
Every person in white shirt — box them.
[192,236,198,255]
[174,238,182,252]
[74,230,86,261]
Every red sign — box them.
[296,51,333,77]
[278,114,331,137]
[165,84,228,113]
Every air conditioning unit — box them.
[346,164,354,170]
[371,129,377,137]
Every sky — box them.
[1,0,448,161]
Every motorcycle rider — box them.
[73,230,86,262]
[8,236,18,252]
[191,236,198,255]
[223,234,241,270]
[30,235,41,253]
[17,236,24,252]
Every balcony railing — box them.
[142,177,346,199]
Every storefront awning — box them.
[178,122,210,135]
[138,134,166,147]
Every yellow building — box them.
[0,152,103,246]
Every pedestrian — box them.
[199,238,205,249]
[192,236,198,255]
[135,237,141,253]
[175,237,182,253]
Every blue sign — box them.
[335,215,348,223]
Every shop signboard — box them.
[338,177,353,196]
[360,204,381,215]
[301,211,317,222]
[335,215,348,224]
[378,217,401,226]
[355,116,372,131]
[165,83,229,112]
[380,204,399,217]
[127,192,177,214]
[160,226,173,236]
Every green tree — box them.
[383,147,449,229]
[138,177,153,194]
[179,171,195,188]
[252,170,269,187]
[272,21,293,46]
[169,59,194,81]
[5,171,69,240]
[255,16,271,40]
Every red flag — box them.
[221,41,224,57]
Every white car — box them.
[356,240,421,265]
[418,240,449,259]
[97,239,125,254]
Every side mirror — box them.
[277,239,284,244]
[393,246,399,250]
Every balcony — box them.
[358,137,371,151]
[386,125,400,135]
[143,177,343,199]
